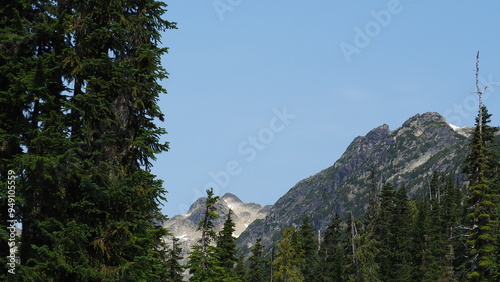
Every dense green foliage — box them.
[165,236,185,282]
[463,106,500,280]
[0,0,175,280]
[246,238,268,282]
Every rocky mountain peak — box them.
[237,112,471,253]
[221,192,243,203]
[402,112,447,128]
[366,123,391,141]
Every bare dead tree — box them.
[474,51,498,133]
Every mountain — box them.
[162,192,271,264]
[237,112,474,253]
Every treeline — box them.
[267,177,463,282]
[173,106,499,281]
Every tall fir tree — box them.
[165,236,185,282]
[351,169,381,282]
[0,0,176,280]
[272,228,304,282]
[320,214,348,282]
[373,183,413,282]
[187,188,220,282]
[234,253,246,281]
[215,209,240,281]
[464,106,499,280]
[246,238,267,282]
[296,216,321,281]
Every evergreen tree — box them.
[463,106,500,280]
[187,188,220,281]
[166,236,185,282]
[373,183,396,281]
[0,2,35,278]
[1,0,176,280]
[215,209,240,281]
[412,200,444,281]
[296,216,321,281]
[352,228,380,282]
[273,228,305,282]
[392,185,414,279]
[320,214,347,282]
[373,183,413,281]
[246,238,267,282]
[234,253,246,281]
[364,169,379,229]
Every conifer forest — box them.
[1,1,500,281]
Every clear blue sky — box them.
[154,0,500,217]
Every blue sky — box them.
[154,0,500,217]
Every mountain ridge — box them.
[237,112,473,252]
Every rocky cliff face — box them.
[162,192,271,264]
[237,112,472,253]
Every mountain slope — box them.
[237,112,472,252]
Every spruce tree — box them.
[296,216,320,281]
[373,183,413,281]
[392,185,414,280]
[272,228,304,282]
[215,209,240,281]
[320,214,347,282]
[234,253,246,281]
[464,106,499,280]
[246,238,267,282]
[187,188,220,281]
[166,236,185,282]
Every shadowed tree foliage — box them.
[215,209,241,281]
[166,236,185,282]
[273,228,304,282]
[464,106,500,281]
[0,0,176,280]
[246,238,267,282]
[296,216,320,281]
[320,214,348,282]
